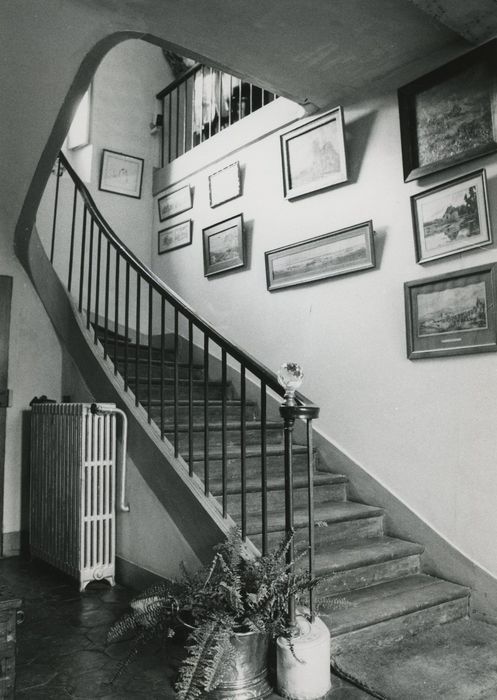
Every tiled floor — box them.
[0,557,372,699]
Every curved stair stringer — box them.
[23,223,249,565]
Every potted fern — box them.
[108,529,320,699]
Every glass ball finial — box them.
[278,363,304,405]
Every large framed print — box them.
[280,106,347,199]
[265,221,375,292]
[398,39,497,181]
[158,220,192,254]
[208,162,241,208]
[99,149,144,199]
[411,169,492,264]
[203,214,245,277]
[158,185,192,222]
[404,263,497,359]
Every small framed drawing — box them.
[209,162,241,207]
[203,214,245,277]
[404,263,497,359]
[411,169,492,264]
[280,106,347,199]
[398,39,497,181]
[265,221,375,291]
[158,185,192,222]
[99,149,144,199]
[158,220,192,254]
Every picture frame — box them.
[398,39,497,181]
[411,169,492,264]
[265,220,375,292]
[158,185,192,222]
[203,214,245,277]
[404,262,497,359]
[158,220,192,254]
[208,161,241,208]
[99,149,144,199]
[280,106,347,199]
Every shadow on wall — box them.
[345,110,378,185]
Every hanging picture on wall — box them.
[203,214,245,277]
[404,263,497,359]
[158,184,192,221]
[99,149,144,199]
[280,106,347,199]
[411,169,492,264]
[265,221,375,291]
[158,220,192,254]
[398,39,497,181]
[208,161,241,207]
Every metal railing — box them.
[157,64,277,164]
[39,151,319,616]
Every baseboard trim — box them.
[2,531,23,557]
[115,556,166,591]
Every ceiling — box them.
[76,0,497,107]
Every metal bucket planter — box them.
[208,629,273,699]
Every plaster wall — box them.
[151,94,497,579]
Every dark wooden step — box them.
[146,399,259,423]
[313,536,423,595]
[118,360,204,381]
[321,574,469,655]
[128,378,233,401]
[165,421,283,450]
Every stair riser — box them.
[129,382,230,401]
[166,428,283,450]
[329,596,469,656]
[191,451,314,480]
[316,554,421,596]
[119,363,204,381]
[106,343,175,362]
[149,404,259,423]
[250,516,384,550]
[217,483,347,514]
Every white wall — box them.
[152,93,497,578]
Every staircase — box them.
[97,325,470,662]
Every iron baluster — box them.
[67,184,77,292]
[50,156,62,264]
[147,284,153,423]
[260,382,268,555]
[113,251,120,372]
[103,240,111,359]
[203,334,210,495]
[86,218,94,329]
[221,349,227,518]
[188,319,194,476]
[78,205,87,313]
[240,365,247,540]
[93,228,102,344]
[160,296,165,441]
[135,273,141,407]
[124,262,130,391]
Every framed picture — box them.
[280,106,347,199]
[158,220,192,254]
[99,149,144,198]
[404,263,497,359]
[398,39,497,181]
[209,162,241,207]
[411,169,492,264]
[265,221,375,291]
[203,214,245,277]
[158,185,192,221]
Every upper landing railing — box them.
[157,64,278,165]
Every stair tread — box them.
[165,421,282,433]
[144,398,257,407]
[118,358,203,368]
[129,377,226,387]
[321,574,469,637]
[247,500,384,534]
[188,443,311,461]
[313,536,424,574]
[210,471,347,495]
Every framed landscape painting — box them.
[265,221,375,291]
[158,185,192,221]
[280,106,347,199]
[411,169,492,264]
[398,39,497,181]
[203,214,245,277]
[99,149,144,198]
[158,220,192,254]
[404,263,497,359]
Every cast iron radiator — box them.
[30,402,119,591]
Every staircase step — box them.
[313,537,423,595]
[118,360,204,381]
[145,399,258,423]
[165,421,283,449]
[216,473,347,513]
[249,500,384,551]
[127,378,231,401]
[210,470,347,495]
[321,574,469,655]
